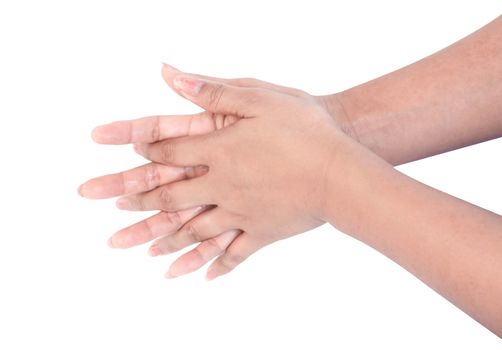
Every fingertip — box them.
[91,125,116,144]
[205,267,218,281]
[90,126,99,142]
[161,63,180,85]
[77,180,103,200]
[164,269,176,279]
[148,245,161,257]
[91,123,126,144]
[77,182,97,199]
[161,62,179,73]
[91,125,105,143]
[205,273,217,281]
[77,183,86,197]
[107,236,115,248]
[115,198,131,210]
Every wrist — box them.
[318,90,404,166]
[320,138,398,234]
[316,92,360,143]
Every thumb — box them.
[161,63,307,98]
[160,63,181,94]
[171,73,281,117]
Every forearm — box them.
[324,15,502,165]
[323,139,502,336]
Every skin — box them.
[330,15,502,165]
[79,17,502,335]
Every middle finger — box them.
[79,163,208,199]
[116,176,212,212]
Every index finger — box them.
[78,162,208,199]
[91,112,220,145]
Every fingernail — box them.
[173,75,204,97]
[149,245,161,257]
[116,198,130,210]
[107,237,115,248]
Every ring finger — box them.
[108,205,207,248]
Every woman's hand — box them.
[79,65,352,278]
[112,72,361,280]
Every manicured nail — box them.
[149,245,161,257]
[116,198,130,210]
[107,237,115,248]
[173,75,204,97]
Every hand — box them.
[114,72,359,280]
[80,65,351,279]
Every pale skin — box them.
[79,17,502,335]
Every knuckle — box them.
[221,251,244,270]
[129,196,145,211]
[151,115,161,142]
[143,217,157,239]
[160,141,176,164]
[158,241,172,254]
[194,164,209,176]
[243,88,265,106]
[163,211,182,229]
[208,83,225,110]
[184,222,202,242]
[231,211,250,227]
[183,166,196,179]
[144,163,160,190]
[204,237,223,251]
[158,187,175,210]
[192,245,206,262]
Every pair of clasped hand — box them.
[79,63,378,280]
[77,18,502,334]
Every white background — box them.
[0,0,501,348]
